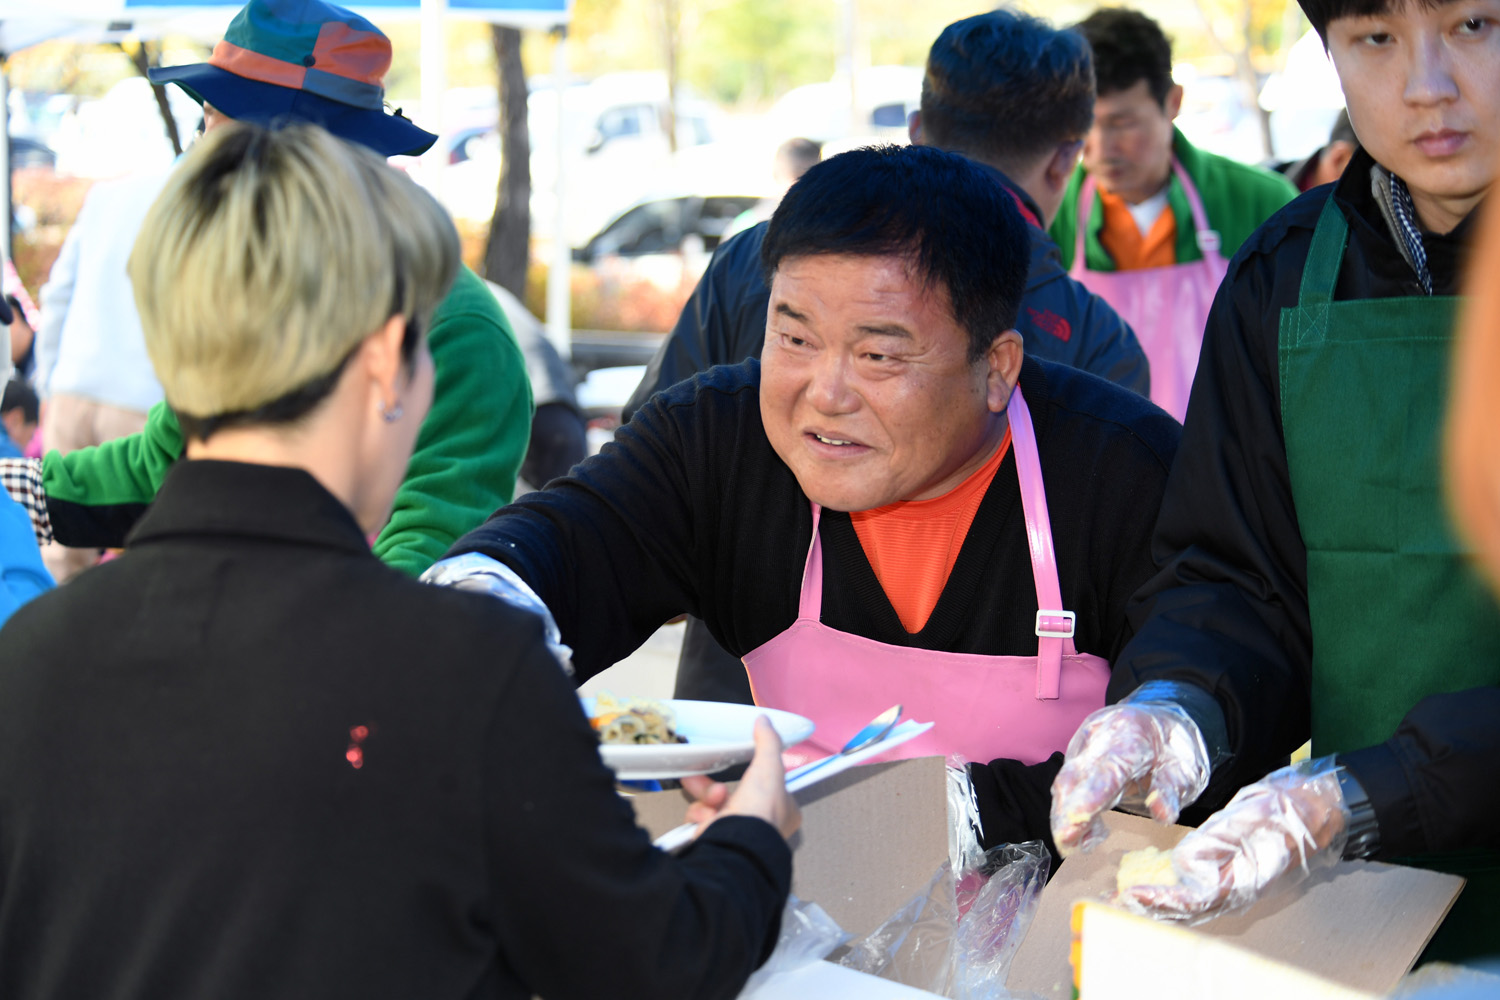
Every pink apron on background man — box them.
[1068,159,1228,423]
[741,385,1111,769]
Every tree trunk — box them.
[123,41,183,157]
[484,25,531,300]
[660,0,680,154]
[1192,0,1273,161]
[1238,2,1275,159]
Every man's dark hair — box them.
[1296,0,1452,42]
[760,144,1029,362]
[1074,8,1175,106]
[920,9,1095,173]
[2,378,38,425]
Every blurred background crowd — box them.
[3,0,1345,386]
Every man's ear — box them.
[1164,83,1184,121]
[1324,139,1357,179]
[1044,140,1085,195]
[907,109,925,147]
[985,329,1025,413]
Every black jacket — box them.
[1113,148,1499,859]
[0,460,789,1000]
[621,170,1150,423]
[450,356,1180,860]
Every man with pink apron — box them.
[1049,8,1297,421]
[429,144,1180,858]
[743,383,1111,771]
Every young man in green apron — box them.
[1049,0,1500,961]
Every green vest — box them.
[1278,198,1500,961]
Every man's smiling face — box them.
[758,253,1019,512]
[1327,0,1500,232]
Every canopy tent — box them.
[1,0,576,353]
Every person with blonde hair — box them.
[0,122,797,999]
[1449,194,1500,590]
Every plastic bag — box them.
[738,894,851,995]
[947,760,987,876]
[836,841,1050,1000]
[951,843,1051,1000]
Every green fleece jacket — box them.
[41,266,532,577]
[1050,127,1298,272]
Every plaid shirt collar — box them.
[1370,165,1433,295]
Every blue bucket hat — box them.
[149,0,437,157]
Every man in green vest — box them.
[1049,0,1500,961]
[1047,8,1296,421]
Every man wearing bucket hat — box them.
[0,0,533,578]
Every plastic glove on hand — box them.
[1050,701,1211,858]
[1119,756,1350,924]
[421,552,574,673]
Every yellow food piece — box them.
[1116,846,1180,893]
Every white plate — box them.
[582,698,815,780]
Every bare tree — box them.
[483,25,531,300]
[1192,0,1276,160]
[122,40,184,157]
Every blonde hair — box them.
[1447,194,1500,592]
[128,122,459,426]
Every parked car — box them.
[762,65,923,145]
[572,193,762,264]
[9,136,56,172]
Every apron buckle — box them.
[1036,610,1076,639]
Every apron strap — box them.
[1074,174,1096,269]
[1007,384,1072,700]
[1299,197,1349,309]
[1280,199,1349,430]
[797,503,825,620]
[1171,159,1224,264]
[798,390,1071,702]
[1074,158,1223,269]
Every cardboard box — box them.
[1006,812,1465,999]
[628,755,952,941]
[629,756,954,998]
[633,764,1463,1000]
[1072,901,1379,1000]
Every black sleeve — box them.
[969,754,1065,874]
[447,392,705,681]
[1071,286,1152,398]
[1338,687,1500,858]
[1111,242,1315,808]
[622,226,770,423]
[482,625,791,1000]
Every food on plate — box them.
[1116,846,1180,894]
[589,692,688,745]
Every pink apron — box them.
[1068,159,1228,423]
[741,385,1111,768]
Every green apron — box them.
[1279,198,1500,962]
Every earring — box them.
[379,399,404,423]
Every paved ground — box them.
[576,621,684,701]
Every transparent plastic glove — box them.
[420,553,574,673]
[1118,756,1350,924]
[1049,700,1211,857]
